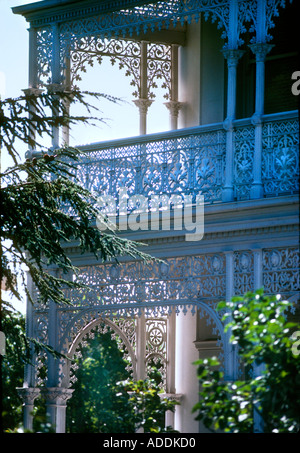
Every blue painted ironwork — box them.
[17,0,292,87]
[76,124,226,203]
[63,111,299,209]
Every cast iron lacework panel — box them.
[145,317,167,386]
[233,124,255,200]
[69,37,172,100]
[70,37,141,90]
[68,319,136,386]
[67,127,226,206]
[147,42,172,100]
[56,0,289,47]
[32,0,292,86]
[262,247,300,298]
[58,114,298,211]
[262,118,299,197]
[61,315,168,389]
[31,252,227,385]
[233,250,254,295]
[69,253,226,311]
[36,26,53,86]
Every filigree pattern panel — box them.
[69,36,141,92]
[147,43,172,100]
[33,312,49,344]
[59,116,299,215]
[145,317,167,387]
[262,118,299,196]
[31,312,49,387]
[56,0,286,50]
[61,32,172,100]
[234,250,254,295]
[36,26,53,86]
[68,253,226,313]
[233,125,255,200]
[71,127,226,204]
[34,0,293,87]
[262,247,300,297]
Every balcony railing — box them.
[71,111,298,207]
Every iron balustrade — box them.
[64,110,298,214]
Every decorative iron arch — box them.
[60,314,137,388]
[56,296,228,386]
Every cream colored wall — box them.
[178,17,225,128]
[199,19,225,125]
[174,311,199,433]
[178,21,201,128]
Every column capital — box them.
[46,83,68,94]
[42,387,74,405]
[22,87,43,97]
[249,42,274,62]
[251,112,263,126]
[159,393,183,403]
[133,98,153,115]
[222,48,245,66]
[194,340,220,352]
[223,117,235,131]
[164,101,184,117]
[45,83,73,95]
[17,387,41,405]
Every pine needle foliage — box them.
[0,89,153,360]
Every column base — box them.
[250,182,264,199]
[159,393,183,430]
[222,186,234,202]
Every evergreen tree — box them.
[0,90,152,432]
[67,330,133,433]
[67,330,178,433]
[1,308,26,431]
[193,289,300,433]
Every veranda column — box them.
[17,387,41,431]
[23,272,37,389]
[18,275,40,431]
[134,312,147,433]
[164,310,176,428]
[164,44,183,130]
[133,41,153,135]
[249,43,273,198]
[194,340,221,432]
[174,309,198,433]
[47,298,59,388]
[42,387,74,433]
[28,26,38,90]
[24,26,42,156]
[43,279,72,432]
[222,49,244,202]
[249,0,273,199]
[135,311,146,380]
[48,23,61,149]
[224,251,238,381]
[252,249,265,432]
[62,43,72,146]
[222,0,244,202]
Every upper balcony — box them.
[66,110,298,208]
[13,0,299,219]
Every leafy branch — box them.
[192,290,300,433]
